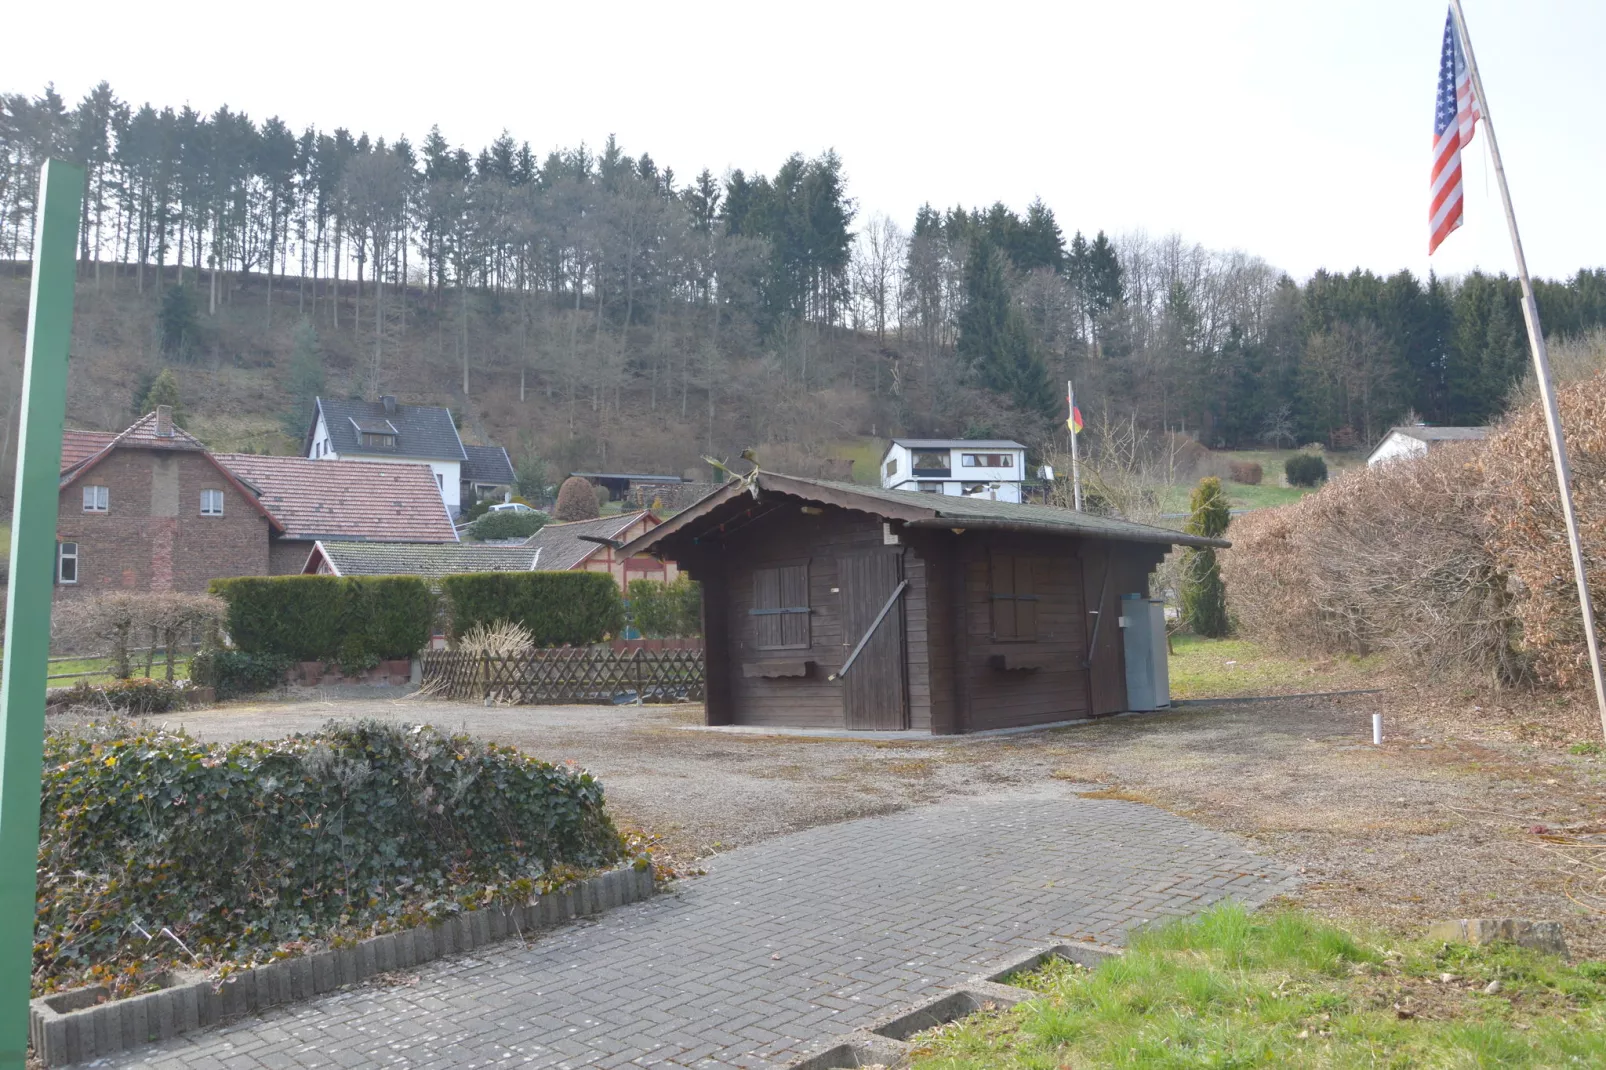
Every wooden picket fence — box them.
[419,648,704,705]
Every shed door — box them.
[1081,543,1126,715]
[839,552,908,730]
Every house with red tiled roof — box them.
[215,453,458,574]
[54,408,460,595]
[55,408,285,599]
[522,511,677,588]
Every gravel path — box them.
[152,689,1606,957]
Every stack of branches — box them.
[1224,366,1606,688]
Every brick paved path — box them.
[106,787,1295,1069]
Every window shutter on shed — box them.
[751,562,811,649]
[990,554,1039,641]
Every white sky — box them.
[13,0,1604,282]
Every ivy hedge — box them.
[208,575,435,666]
[442,572,624,646]
[36,719,622,995]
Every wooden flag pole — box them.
[1450,0,1606,739]
[0,159,82,1067]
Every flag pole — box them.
[1450,0,1606,738]
[1067,380,1084,511]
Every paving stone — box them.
[98,788,1294,1068]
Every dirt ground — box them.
[145,682,1606,960]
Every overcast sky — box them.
[12,0,1603,282]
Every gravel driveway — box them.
[150,687,1606,956]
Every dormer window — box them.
[350,416,399,450]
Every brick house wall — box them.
[55,448,272,600]
[268,539,316,576]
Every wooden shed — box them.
[616,473,1230,734]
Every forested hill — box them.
[4,81,1606,492]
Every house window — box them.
[990,554,1039,642]
[962,453,1014,468]
[884,457,899,478]
[360,432,397,449]
[200,489,225,516]
[57,542,78,585]
[918,482,944,493]
[435,473,444,491]
[82,485,108,513]
[750,562,810,649]
[912,450,949,474]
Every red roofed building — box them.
[54,408,459,596]
[214,453,458,574]
[56,408,284,599]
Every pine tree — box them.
[1181,477,1230,638]
[139,368,187,427]
[957,241,1057,417]
[286,318,324,429]
[158,285,199,360]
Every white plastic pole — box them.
[1372,713,1384,746]
[1450,1,1606,742]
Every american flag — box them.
[1430,7,1481,254]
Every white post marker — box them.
[1373,713,1384,746]
[1449,1,1606,742]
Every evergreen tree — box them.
[284,318,324,431]
[139,368,187,427]
[158,285,199,361]
[1181,477,1230,638]
[957,240,1057,418]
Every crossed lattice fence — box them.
[419,649,705,705]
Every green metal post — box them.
[0,159,82,1067]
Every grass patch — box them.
[829,435,890,484]
[1168,634,1381,700]
[908,902,1606,1069]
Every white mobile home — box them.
[879,438,1028,502]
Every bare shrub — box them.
[455,620,536,658]
[1479,371,1606,687]
[1228,461,1262,485]
[1222,444,1522,683]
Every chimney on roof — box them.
[382,395,398,415]
[155,405,174,438]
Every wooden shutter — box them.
[990,554,1039,641]
[990,553,1017,640]
[751,562,810,649]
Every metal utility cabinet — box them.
[1120,594,1170,711]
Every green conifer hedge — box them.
[209,575,435,665]
[441,571,624,646]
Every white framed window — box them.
[82,485,108,513]
[200,489,225,516]
[58,542,78,584]
[962,453,1014,468]
[436,473,444,491]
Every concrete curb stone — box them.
[28,863,655,1067]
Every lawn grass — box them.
[908,902,1606,1069]
[829,435,889,484]
[1157,448,1364,514]
[1168,634,1382,700]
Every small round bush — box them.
[555,476,601,521]
[467,510,549,541]
[1284,453,1329,487]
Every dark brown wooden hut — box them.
[615,473,1229,734]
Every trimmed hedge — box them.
[209,575,434,665]
[36,719,622,993]
[628,576,702,638]
[1285,453,1329,487]
[443,571,624,646]
[189,650,291,698]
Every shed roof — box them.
[309,397,466,461]
[216,454,458,542]
[1386,425,1489,443]
[306,540,537,577]
[462,444,517,486]
[620,472,1229,556]
[568,472,685,483]
[523,511,659,570]
[888,438,1026,451]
